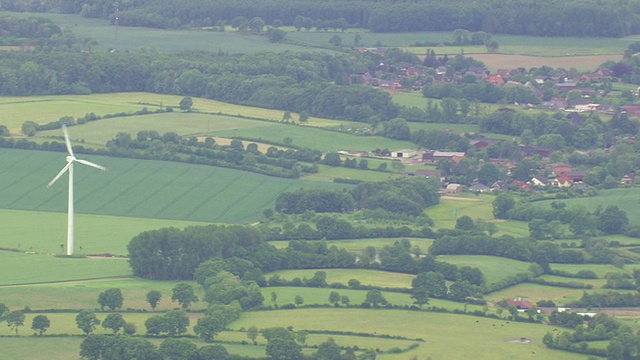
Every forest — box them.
[2,0,639,37]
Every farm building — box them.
[445,183,462,194]
[422,150,465,164]
[391,149,417,158]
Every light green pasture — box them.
[535,187,640,227]
[537,275,608,289]
[550,263,640,278]
[0,252,131,286]
[423,195,495,228]
[436,255,533,285]
[0,11,333,55]
[230,308,587,360]
[0,278,206,311]
[266,269,414,289]
[0,209,204,255]
[268,238,434,254]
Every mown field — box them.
[268,237,434,254]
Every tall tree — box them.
[172,283,199,310]
[102,313,126,334]
[146,290,162,310]
[98,288,124,311]
[31,315,50,336]
[76,310,101,335]
[5,310,25,335]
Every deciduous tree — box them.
[171,283,198,310]
[31,315,50,335]
[76,310,100,335]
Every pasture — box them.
[0,252,131,285]
[268,238,435,254]
[0,148,345,224]
[266,269,414,289]
[0,278,206,311]
[535,187,640,226]
[0,11,332,55]
[423,195,494,228]
[485,282,588,305]
[436,255,533,285]
[230,308,587,360]
[0,209,203,255]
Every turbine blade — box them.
[47,162,72,188]
[62,124,74,157]
[76,159,106,171]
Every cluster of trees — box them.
[0,16,62,45]
[20,0,639,37]
[127,225,276,280]
[410,271,482,305]
[495,194,632,238]
[543,313,625,358]
[80,334,233,360]
[0,50,402,125]
[423,83,539,106]
[276,177,441,216]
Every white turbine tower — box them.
[48,125,106,255]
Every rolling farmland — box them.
[0,148,345,224]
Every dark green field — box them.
[0,148,345,223]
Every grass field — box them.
[0,252,131,285]
[436,255,533,285]
[424,194,494,228]
[535,187,640,226]
[0,278,206,311]
[550,263,640,278]
[485,282,588,305]
[0,148,346,224]
[229,308,587,360]
[0,209,204,255]
[268,238,435,254]
[265,269,415,289]
[0,11,334,55]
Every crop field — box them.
[34,111,412,154]
[0,148,344,224]
[0,278,206,311]
[463,54,622,72]
[266,269,414,289]
[0,93,348,135]
[230,308,587,360]
[0,11,333,55]
[436,255,533,285]
[0,252,131,285]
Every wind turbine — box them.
[48,125,106,255]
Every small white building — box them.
[391,149,417,158]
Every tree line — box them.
[10,0,640,37]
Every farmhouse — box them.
[500,299,534,312]
[468,183,491,193]
[445,183,462,194]
[550,173,572,188]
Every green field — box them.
[0,278,205,310]
[268,238,434,254]
[0,148,346,224]
[0,252,131,285]
[485,282,588,305]
[536,187,640,226]
[0,11,334,55]
[436,255,533,285]
[288,30,637,56]
[230,308,587,360]
[0,209,204,255]
[266,269,414,289]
